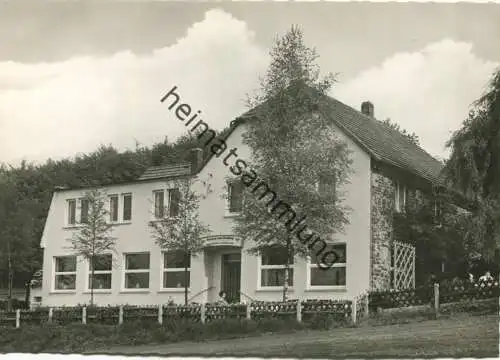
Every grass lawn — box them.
[93,313,499,358]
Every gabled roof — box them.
[317,94,444,184]
[227,86,444,185]
[141,85,444,187]
[138,163,191,181]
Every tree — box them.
[0,169,39,310]
[67,188,116,306]
[392,190,472,283]
[149,176,211,305]
[233,25,352,301]
[382,118,420,146]
[443,68,500,261]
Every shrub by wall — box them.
[0,317,323,354]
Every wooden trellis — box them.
[392,241,415,289]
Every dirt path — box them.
[92,314,499,358]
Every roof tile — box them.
[138,163,191,181]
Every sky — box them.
[1,2,499,165]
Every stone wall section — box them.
[370,170,395,291]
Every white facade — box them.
[39,121,372,307]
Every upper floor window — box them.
[67,199,76,225]
[434,199,443,226]
[259,245,294,288]
[66,192,132,227]
[123,193,132,221]
[227,180,244,214]
[54,256,77,291]
[168,188,181,217]
[153,190,165,219]
[80,198,89,224]
[109,195,119,222]
[316,174,336,196]
[395,181,406,212]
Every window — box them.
[123,193,132,221]
[395,182,406,212]
[228,181,244,213]
[260,246,294,287]
[67,199,76,225]
[168,188,181,217]
[162,251,190,289]
[308,244,346,288]
[434,200,443,226]
[54,256,77,290]
[88,254,112,290]
[80,198,89,224]
[124,253,150,289]
[317,174,336,195]
[109,195,119,222]
[153,190,165,219]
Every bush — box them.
[0,299,27,311]
[0,316,314,353]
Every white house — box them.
[38,90,447,307]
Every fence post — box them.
[158,304,163,325]
[351,299,357,325]
[200,303,206,324]
[296,301,302,323]
[82,306,87,325]
[246,302,251,320]
[48,307,53,323]
[118,305,124,325]
[434,283,440,316]
[15,309,20,329]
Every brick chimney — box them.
[361,101,374,118]
[190,148,203,174]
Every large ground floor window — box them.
[308,243,346,289]
[259,245,294,288]
[88,254,112,290]
[54,256,77,290]
[124,252,150,289]
[162,250,190,289]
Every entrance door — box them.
[221,253,241,303]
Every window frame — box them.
[161,250,191,291]
[109,194,119,223]
[122,252,150,291]
[86,254,113,292]
[153,190,165,219]
[226,180,244,216]
[394,181,407,213]
[306,243,347,291]
[316,174,337,195]
[168,188,181,217]
[79,198,90,224]
[257,246,294,291]
[122,193,133,222]
[67,199,77,226]
[53,256,77,292]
